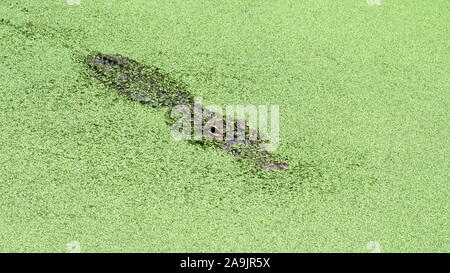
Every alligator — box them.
[85,53,288,171]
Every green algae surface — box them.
[0,0,448,252]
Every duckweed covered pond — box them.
[0,0,448,252]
